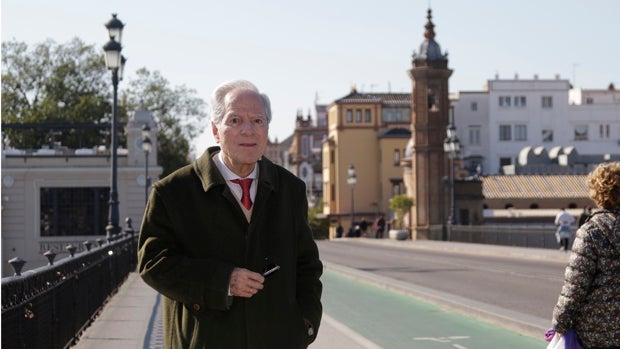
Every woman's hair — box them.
[587,161,620,209]
[209,79,272,125]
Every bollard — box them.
[8,257,26,276]
[44,250,57,265]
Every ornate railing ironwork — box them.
[1,218,138,349]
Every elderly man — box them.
[138,80,323,349]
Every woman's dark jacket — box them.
[553,209,620,348]
[138,147,323,349]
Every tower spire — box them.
[424,9,436,41]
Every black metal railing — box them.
[1,218,138,349]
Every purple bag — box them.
[545,328,583,349]
[564,329,584,349]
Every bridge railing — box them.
[1,218,138,349]
[428,223,562,248]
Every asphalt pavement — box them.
[71,239,569,348]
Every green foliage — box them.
[389,194,414,229]
[123,68,207,177]
[1,38,207,177]
[2,39,111,149]
[308,198,329,239]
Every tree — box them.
[389,194,414,229]
[1,38,206,177]
[122,68,206,177]
[1,38,112,149]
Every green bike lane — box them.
[320,269,547,349]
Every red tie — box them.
[231,178,253,209]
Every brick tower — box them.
[406,9,453,239]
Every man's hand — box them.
[229,267,265,298]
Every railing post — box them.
[124,217,136,270]
[83,241,92,252]
[66,244,77,257]
[8,257,26,276]
[44,250,57,265]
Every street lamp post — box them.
[142,124,152,205]
[103,13,125,239]
[443,111,461,229]
[347,164,357,232]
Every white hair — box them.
[210,80,272,125]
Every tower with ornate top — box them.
[405,8,453,239]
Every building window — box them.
[600,124,610,139]
[499,125,512,141]
[468,126,480,145]
[470,102,478,112]
[40,187,109,237]
[574,125,588,141]
[542,129,553,142]
[514,124,527,141]
[499,157,512,174]
[384,110,393,122]
[393,149,400,166]
[346,110,353,123]
[542,96,553,109]
[364,109,371,123]
[499,96,511,107]
[428,88,437,111]
[514,96,526,107]
[586,97,594,104]
[301,135,309,157]
[355,110,362,123]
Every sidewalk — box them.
[72,240,570,349]
[71,273,372,349]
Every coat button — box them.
[193,303,201,311]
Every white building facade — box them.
[1,108,161,277]
[453,76,620,175]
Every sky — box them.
[2,0,619,154]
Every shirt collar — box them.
[214,152,258,181]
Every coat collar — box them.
[193,146,278,196]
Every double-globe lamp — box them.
[102,13,126,238]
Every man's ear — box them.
[211,122,220,143]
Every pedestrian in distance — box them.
[336,223,344,238]
[138,79,323,349]
[555,208,575,251]
[551,161,620,348]
[359,217,369,237]
[374,213,386,239]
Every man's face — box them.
[212,88,269,177]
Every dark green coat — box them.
[138,147,323,349]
